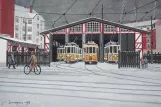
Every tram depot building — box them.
[40,17,157,62]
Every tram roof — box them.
[65,42,78,47]
[40,17,150,35]
[105,41,119,46]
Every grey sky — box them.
[15,0,161,29]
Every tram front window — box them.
[110,46,112,53]
[93,47,96,53]
[113,46,117,53]
[89,47,92,53]
[66,47,70,53]
[107,47,109,53]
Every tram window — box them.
[57,49,59,53]
[73,47,75,53]
[93,47,96,53]
[67,47,70,53]
[107,47,109,53]
[89,47,92,53]
[71,47,73,53]
[84,47,87,53]
[113,46,117,53]
[77,48,78,53]
[110,46,112,53]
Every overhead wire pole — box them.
[133,0,138,22]
[119,0,127,23]
[151,16,153,64]
[119,0,127,53]
[100,4,104,63]
[51,0,78,27]
[153,0,157,19]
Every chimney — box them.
[29,6,32,13]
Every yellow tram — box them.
[104,41,120,63]
[84,41,99,64]
[57,46,65,61]
[64,42,80,63]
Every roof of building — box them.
[40,17,150,35]
[124,20,158,28]
[0,34,39,47]
[15,5,44,20]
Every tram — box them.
[104,41,120,63]
[64,42,80,63]
[84,41,99,64]
[57,45,65,61]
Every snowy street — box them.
[0,62,161,107]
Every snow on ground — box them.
[0,62,161,107]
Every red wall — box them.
[0,0,15,37]
[142,33,147,50]
[142,29,156,50]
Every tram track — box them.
[0,89,161,105]
[56,62,161,85]
[95,64,161,81]
[0,79,161,91]
[84,64,161,85]
[54,62,94,75]
[0,83,161,97]
[1,76,161,87]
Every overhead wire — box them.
[51,0,78,27]
[123,0,158,15]
[14,8,158,16]
[89,0,102,15]
[140,4,161,21]
[88,0,103,42]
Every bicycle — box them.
[24,63,41,75]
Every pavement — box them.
[0,62,161,107]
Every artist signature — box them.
[1,100,30,106]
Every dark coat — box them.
[9,54,15,65]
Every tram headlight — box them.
[90,54,92,56]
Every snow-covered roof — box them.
[40,17,150,35]
[124,20,158,28]
[14,5,44,20]
[0,34,39,47]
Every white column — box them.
[65,34,69,43]
[82,34,86,60]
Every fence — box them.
[146,52,161,63]
[118,51,140,69]
[6,51,51,67]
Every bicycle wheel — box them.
[24,65,30,75]
[34,65,41,75]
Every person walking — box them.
[8,52,16,69]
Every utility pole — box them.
[151,16,153,64]
[120,0,127,23]
[153,0,157,19]
[134,0,137,22]
[100,4,104,63]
